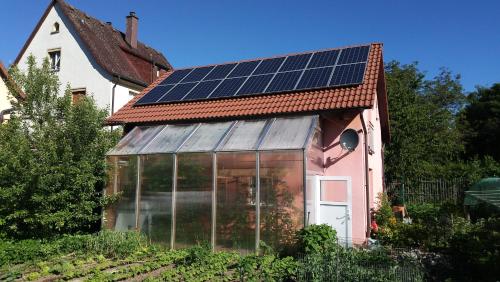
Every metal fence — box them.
[295,250,424,282]
[386,178,468,205]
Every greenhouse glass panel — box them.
[178,122,233,152]
[107,126,164,155]
[215,153,256,253]
[103,156,117,230]
[306,128,323,174]
[259,151,304,251]
[175,153,213,248]
[104,155,138,231]
[259,116,316,150]
[140,124,197,154]
[218,120,269,151]
[138,154,173,244]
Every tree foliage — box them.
[0,56,119,239]
[384,61,465,180]
[384,61,500,182]
[459,83,500,162]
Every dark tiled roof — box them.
[107,43,389,142]
[15,0,172,86]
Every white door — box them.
[317,177,352,246]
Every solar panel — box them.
[329,62,366,86]
[337,46,370,65]
[204,63,237,80]
[227,61,260,78]
[181,66,214,82]
[135,85,175,105]
[183,80,222,101]
[279,53,312,72]
[265,71,302,93]
[209,77,247,98]
[238,74,274,96]
[253,57,285,75]
[308,50,339,68]
[296,67,334,90]
[158,82,197,102]
[135,44,371,106]
[160,68,192,85]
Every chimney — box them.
[126,12,138,48]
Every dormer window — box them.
[48,49,61,71]
[51,22,60,34]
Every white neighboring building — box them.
[0,61,25,123]
[15,0,172,115]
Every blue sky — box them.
[0,0,499,92]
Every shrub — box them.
[0,56,119,239]
[376,201,465,251]
[374,193,399,243]
[295,224,338,255]
[447,216,500,281]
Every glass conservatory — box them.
[104,115,322,253]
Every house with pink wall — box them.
[104,43,389,251]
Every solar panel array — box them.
[135,45,370,106]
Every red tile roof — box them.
[108,43,389,141]
[15,0,172,86]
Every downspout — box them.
[360,110,371,238]
[0,108,12,123]
[111,76,121,131]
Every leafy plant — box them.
[295,224,338,255]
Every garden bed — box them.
[0,231,424,282]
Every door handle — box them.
[336,214,350,220]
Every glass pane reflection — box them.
[175,153,213,248]
[139,154,173,244]
[105,155,138,231]
[216,153,256,253]
[259,151,304,251]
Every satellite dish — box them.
[340,129,359,152]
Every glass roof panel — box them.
[107,115,318,155]
[178,122,234,152]
[218,119,269,151]
[140,124,198,154]
[259,116,317,150]
[107,126,164,156]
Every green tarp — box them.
[464,178,500,210]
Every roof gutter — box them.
[360,110,371,238]
[112,72,147,88]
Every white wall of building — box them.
[0,78,12,120]
[112,83,137,114]
[17,4,140,115]
[364,94,385,208]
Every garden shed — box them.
[105,43,390,252]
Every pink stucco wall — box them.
[306,94,385,244]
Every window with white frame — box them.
[48,49,61,71]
